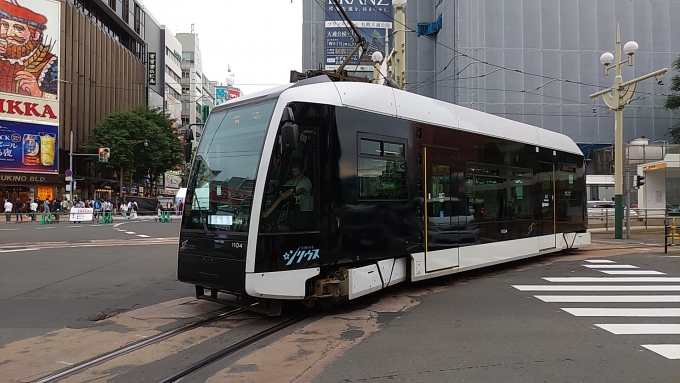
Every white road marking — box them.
[583,264,639,269]
[35,227,55,230]
[544,277,680,283]
[136,234,150,238]
[125,232,136,235]
[0,248,39,253]
[57,361,74,366]
[536,295,680,303]
[562,308,680,317]
[642,345,680,359]
[513,285,680,291]
[585,260,617,263]
[68,225,83,228]
[0,228,20,231]
[596,324,680,335]
[597,270,666,275]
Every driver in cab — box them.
[261,158,312,222]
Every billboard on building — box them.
[324,1,393,72]
[0,0,61,174]
[215,86,242,106]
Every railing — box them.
[588,207,668,231]
[665,217,680,254]
[3,209,184,223]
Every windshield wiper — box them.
[192,192,212,237]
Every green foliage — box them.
[88,107,183,189]
[666,55,680,143]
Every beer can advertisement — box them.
[0,120,58,173]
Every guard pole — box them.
[625,168,631,239]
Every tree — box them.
[88,107,183,196]
[665,55,680,143]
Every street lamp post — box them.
[590,24,667,239]
[392,0,407,90]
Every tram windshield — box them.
[186,100,276,233]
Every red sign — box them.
[0,98,57,120]
[227,89,241,100]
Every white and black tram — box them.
[178,76,590,315]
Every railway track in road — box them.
[156,311,317,383]
[32,306,317,383]
[33,308,245,383]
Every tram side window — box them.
[358,137,407,200]
[466,164,533,222]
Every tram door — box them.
[537,163,556,249]
[424,146,460,272]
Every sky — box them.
[141,0,303,96]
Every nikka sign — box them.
[0,0,61,126]
[0,97,57,121]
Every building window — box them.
[357,136,407,200]
[134,2,141,35]
[182,87,190,95]
[166,65,181,83]
[122,0,129,23]
[108,0,116,11]
[182,71,190,78]
[167,87,181,100]
[166,48,181,66]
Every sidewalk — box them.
[2,213,178,224]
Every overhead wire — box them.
[360,1,672,100]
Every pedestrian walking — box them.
[30,199,38,221]
[4,199,12,222]
[52,199,60,223]
[14,199,23,222]
[93,199,102,220]
[130,200,138,219]
[43,199,51,220]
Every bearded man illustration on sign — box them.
[0,0,58,100]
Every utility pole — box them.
[68,130,73,204]
[589,23,667,239]
[393,0,407,90]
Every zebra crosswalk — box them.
[512,258,680,360]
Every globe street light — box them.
[589,24,667,239]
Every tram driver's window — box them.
[358,137,407,200]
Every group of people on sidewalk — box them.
[4,196,179,223]
[3,198,69,223]
[2,198,119,223]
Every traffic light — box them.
[634,175,645,189]
[98,147,110,163]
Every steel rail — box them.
[34,308,245,383]
[157,312,316,383]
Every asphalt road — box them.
[3,227,680,382]
[0,220,187,347]
[0,215,180,246]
